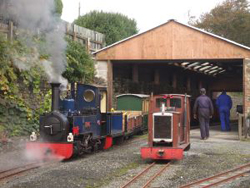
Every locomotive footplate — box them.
[141,144,189,160]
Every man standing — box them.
[193,88,214,140]
[216,91,232,131]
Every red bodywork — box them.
[26,135,113,160]
[141,147,184,160]
[141,94,191,160]
[103,136,113,149]
[26,142,73,160]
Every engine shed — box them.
[93,19,250,138]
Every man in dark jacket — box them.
[216,91,232,131]
[193,88,214,140]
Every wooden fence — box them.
[0,21,14,40]
[0,20,105,53]
[64,21,105,53]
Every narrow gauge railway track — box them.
[121,162,170,188]
[0,163,43,182]
[180,162,250,188]
[112,137,147,149]
[127,137,147,145]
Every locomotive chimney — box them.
[50,83,61,111]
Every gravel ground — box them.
[0,124,250,188]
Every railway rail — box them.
[180,162,250,188]
[121,162,170,188]
[0,162,43,182]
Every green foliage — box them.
[0,34,51,137]
[54,0,63,17]
[63,38,95,83]
[190,0,250,46]
[74,11,139,45]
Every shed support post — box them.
[199,80,203,89]
[154,69,160,85]
[132,64,139,83]
[187,77,191,91]
[107,61,113,111]
[173,74,177,90]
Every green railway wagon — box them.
[116,94,149,131]
[116,94,149,112]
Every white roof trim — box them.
[158,94,191,97]
[93,19,250,55]
[116,94,150,98]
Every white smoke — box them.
[1,0,68,86]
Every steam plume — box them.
[0,0,67,86]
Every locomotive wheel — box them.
[98,139,106,150]
[91,141,99,152]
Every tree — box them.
[54,0,63,17]
[74,11,139,45]
[189,0,250,46]
[63,38,95,83]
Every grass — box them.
[133,133,148,139]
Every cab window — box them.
[170,98,181,108]
[156,98,167,108]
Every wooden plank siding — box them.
[0,20,105,53]
[95,20,250,60]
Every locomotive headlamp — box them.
[67,133,74,142]
[83,89,95,102]
[30,132,37,142]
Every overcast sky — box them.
[61,0,225,32]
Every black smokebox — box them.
[50,83,61,111]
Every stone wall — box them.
[95,61,108,85]
[244,59,250,116]
[243,58,250,138]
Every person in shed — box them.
[216,91,232,131]
[193,88,214,140]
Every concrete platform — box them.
[191,122,239,141]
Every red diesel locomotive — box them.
[141,94,191,160]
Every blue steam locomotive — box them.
[26,83,128,159]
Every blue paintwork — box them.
[106,113,123,136]
[57,83,124,139]
[75,84,100,111]
[61,99,75,112]
[73,115,102,138]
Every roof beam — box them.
[185,62,200,69]
[198,65,212,71]
[181,62,190,67]
[204,66,219,73]
[207,68,223,74]
[213,70,226,76]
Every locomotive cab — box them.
[141,94,191,160]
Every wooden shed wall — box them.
[96,21,250,60]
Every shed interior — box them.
[112,59,243,124]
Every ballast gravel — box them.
[0,124,250,188]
